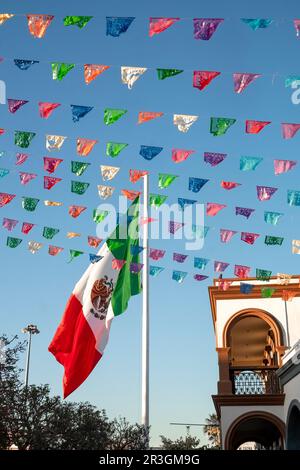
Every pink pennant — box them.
[149,248,165,260]
[246,120,271,134]
[0,193,15,207]
[0,129,5,135]
[43,157,63,173]
[16,153,29,165]
[77,138,98,156]
[2,218,18,231]
[19,172,37,185]
[256,185,278,201]
[281,123,300,139]
[21,222,35,234]
[112,259,126,270]
[68,205,87,218]
[241,232,260,245]
[38,102,61,119]
[214,261,229,272]
[274,159,297,175]
[84,64,110,84]
[149,17,180,37]
[7,99,28,114]
[129,169,148,183]
[48,245,64,256]
[121,189,141,200]
[294,20,300,37]
[139,217,156,226]
[193,71,220,91]
[87,236,102,248]
[44,176,62,190]
[172,148,195,163]
[206,202,226,216]
[220,229,237,243]
[26,14,54,38]
[234,264,251,278]
[218,280,232,291]
[233,73,260,93]
[138,112,163,124]
[221,181,241,190]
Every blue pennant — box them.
[139,145,163,161]
[106,17,135,37]
[71,105,93,122]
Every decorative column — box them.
[216,347,232,394]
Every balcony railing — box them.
[230,368,282,395]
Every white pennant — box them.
[121,66,147,89]
[173,114,198,133]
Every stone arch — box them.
[286,400,300,450]
[224,410,285,450]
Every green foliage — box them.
[160,434,201,450]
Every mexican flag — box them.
[49,198,142,398]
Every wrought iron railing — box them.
[230,368,282,395]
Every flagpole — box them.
[142,173,149,440]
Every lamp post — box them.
[21,324,40,387]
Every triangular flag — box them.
[19,172,37,185]
[220,229,237,243]
[214,261,229,272]
[193,18,224,40]
[22,197,39,212]
[294,20,300,37]
[84,64,110,84]
[210,117,236,136]
[28,241,43,254]
[221,181,241,190]
[8,99,28,113]
[77,138,97,156]
[172,148,194,163]
[138,112,163,124]
[274,159,297,175]
[106,142,128,157]
[68,249,84,263]
[2,218,18,231]
[121,66,147,89]
[129,169,148,183]
[44,157,63,173]
[206,203,226,216]
[287,189,300,206]
[44,176,62,190]
[159,173,178,189]
[71,181,90,195]
[140,145,163,160]
[241,18,273,30]
[21,222,35,234]
[241,232,260,245]
[149,194,167,208]
[172,270,187,283]
[52,62,75,81]
[122,189,141,201]
[69,205,86,218]
[39,102,61,118]
[169,221,185,234]
[14,59,39,70]
[101,165,120,181]
[149,17,179,37]
[240,156,263,171]
[204,152,226,166]
[193,71,220,90]
[98,185,115,199]
[0,193,15,207]
[71,161,90,176]
[281,123,300,139]
[233,73,260,93]
[106,17,135,37]
[26,14,54,38]
[264,236,284,246]
[87,236,102,248]
[173,114,198,133]
[16,153,29,165]
[15,131,36,148]
[264,211,283,225]
[71,105,93,122]
[157,69,183,80]
[104,108,127,125]
[46,135,66,151]
[256,185,278,201]
[235,265,251,278]
[7,237,22,248]
[0,14,14,25]
[49,246,64,256]
[236,207,255,218]
[246,120,271,134]
[63,16,93,29]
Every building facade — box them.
[209,276,300,449]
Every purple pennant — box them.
[193,18,224,40]
[204,152,227,167]
[173,252,188,263]
[256,185,278,201]
[214,260,229,272]
[169,221,185,234]
[7,99,29,114]
[130,262,143,273]
[194,274,209,281]
[235,206,255,218]
[2,218,18,231]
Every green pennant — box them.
[256,268,272,281]
[51,62,75,81]
[106,142,128,157]
[261,287,275,298]
[93,209,109,223]
[157,69,183,80]
[43,226,59,239]
[104,108,127,125]
[68,249,84,263]
[210,117,236,136]
[158,173,178,189]
[14,131,36,148]
[71,181,90,195]
[63,16,93,28]
[71,161,90,176]
[22,197,39,212]
[7,237,22,248]
[149,193,168,208]
[264,235,284,246]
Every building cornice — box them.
[212,394,285,417]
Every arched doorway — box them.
[286,401,300,450]
[223,310,285,395]
[225,411,285,450]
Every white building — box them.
[209,275,300,449]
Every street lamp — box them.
[21,324,40,386]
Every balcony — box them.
[230,368,283,395]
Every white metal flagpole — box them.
[142,173,150,435]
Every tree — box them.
[160,434,200,450]
[108,417,149,450]
[203,413,221,449]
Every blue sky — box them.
[1,0,300,447]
